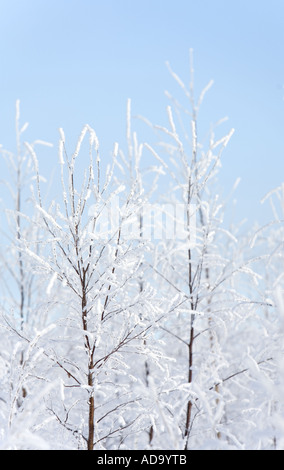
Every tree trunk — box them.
[87,368,95,451]
[184,318,194,448]
[82,278,95,450]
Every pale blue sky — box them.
[0,0,284,227]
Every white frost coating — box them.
[166,61,191,100]
[24,247,52,271]
[85,189,92,201]
[191,119,197,153]
[46,272,58,295]
[24,141,39,173]
[20,122,29,134]
[113,142,119,158]
[167,106,176,135]
[59,127,65,143]
[197,79,214,108]
[246,352,261,378]
[33,140,53,147]
[224,128,235,146]
[72,125,88,165]
[36,205,61,230]
[59,142,65,167]
[212,129,235,150]
[126,98,133,160]
[59,378,65,402]
[15,99,20,124]
[232,177,241,192]
[58,128,66,165]
[85,124,99,150]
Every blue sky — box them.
[0,0,284,227]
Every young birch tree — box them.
[246,184,284,449]
[0,102,59,443]
[19,119,163,450]
[141,52,267,449]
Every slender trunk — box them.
[184,88,197,443]
[184,136,196,446]
[208,299,221,439]
[87,366,95,451]
[184,241,195,448]
[139,212,154,444]
[144,352,154,444]
[16,149,28,407]
[82,277,95,450]
[184,313,194,446]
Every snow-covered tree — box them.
[138,53,273,449]
[12,114,165,450]
[244,184,284,449]
[1,54,284,451]
[0,101,60,449]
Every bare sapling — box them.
[22,119,162,450]
[0,101,54,415]
[143,50,237,448]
